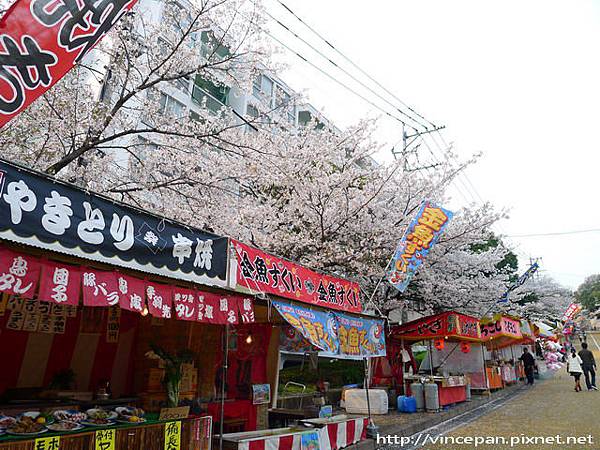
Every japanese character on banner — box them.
[146,282,172,319]
[237,297,255,324]
[116,274,145,313]
[200,293,236,324]
[2,180,37,224]
[173,288,197,321]
[81,269,119,307]
[38,261,81,305]
[0,249,41,299]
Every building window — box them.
[252,75,273,99]
[275,85,290,108]
[200,31,231,61]
[170,76,190,94]
[246,104,259,119]
[158,92,185,117]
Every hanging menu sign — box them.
[0,160,229,286]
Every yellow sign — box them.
[34,436,61,450]
[95,429,116,450]
[164,421,181,450]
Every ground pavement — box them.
[421,338,600,450]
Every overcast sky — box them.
[265,0,600,290]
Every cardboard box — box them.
[147,368,165,392]
[180,369,198,393]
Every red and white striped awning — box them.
[236,418,368,450]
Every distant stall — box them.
[480,315,524,388]
[388,311,483,408]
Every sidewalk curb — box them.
[373,382,531,440]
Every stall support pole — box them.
[363,357,379,438]
[219,324,230,450]
[480,343,491,398]
[510,345,516,382]
[428,341,434,376]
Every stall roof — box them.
[480,314,523,349]
[389,311,482,342]
[533,321,556,338]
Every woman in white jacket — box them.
[567,349,584,392]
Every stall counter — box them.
[0,415,211,450]
[218,415,367,450]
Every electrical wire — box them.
[263,9,427,130]
[270,0,438,129]
[508,228,600,238]
[238,11,413,126]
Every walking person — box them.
[567,349,584,392]
[519,348,535,385]
[578,342,597,391]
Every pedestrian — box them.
[567,349,584,392]
[519,348,535,385]
[578,342,597,391]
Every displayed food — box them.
[115,407,146,423]
[117,415,146,424]
[17,411,54,425]
[0,415,16,428]
[47,421,84,432]
[53,410,87,423]
[86,409,118,420]
[6,416,48,436]
[80,418,116,427]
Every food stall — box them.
[226,241,385,447]
[0,160,280,449]
[388,311,483,407]
[0,160,373,450]
[480,315,524,388]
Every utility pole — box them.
[391,124,446,159]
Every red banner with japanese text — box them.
[116,273,145,313]
[146,282,172,319]
[390,311,482,342]
[480,316,522,341]
[38,260,81,305]
[82,269,119,307]
[0,248,40,298]
[0,0,139,128]
[232,240,361,313]
[173,287,198,322]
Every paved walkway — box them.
[421,340,600,450]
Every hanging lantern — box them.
[460,341,471,353]
[434,338,445,350]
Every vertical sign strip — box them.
[164,421,182,450]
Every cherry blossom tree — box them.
[507,276,573,321]
[0,0,563,317]
[0,0,272,182]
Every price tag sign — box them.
[164,421,181,450]
[35,436,61,449]
[95,429,115,450]
[159,406,190,420]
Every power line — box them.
[269,0,497,218]
[270,0,438,130]
[263,9,427,130]
[508,228,600,238]
[238,12,413,126]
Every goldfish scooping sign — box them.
[387,201,453,292]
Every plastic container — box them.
[397,395,417,413]
[424,383,440,412]
[344,389,388,414]
[396,395,407,412]
[410,382,425,411]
